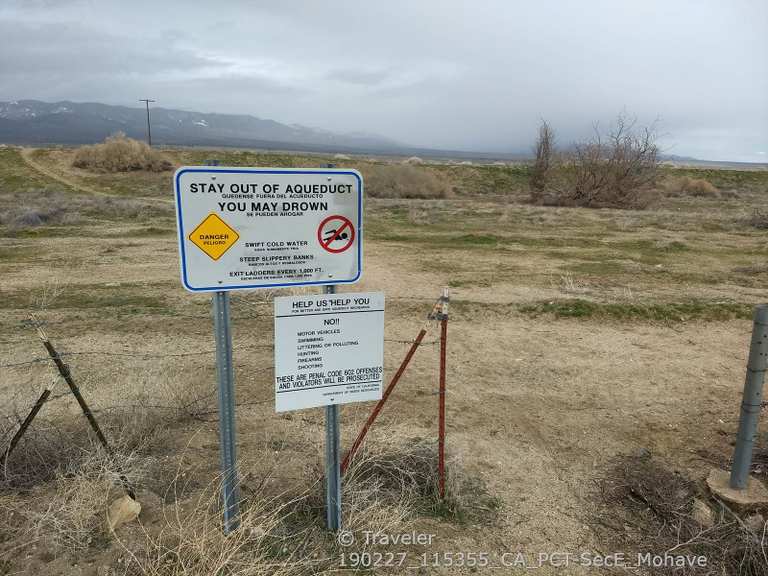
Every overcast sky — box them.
[1,0,765,161]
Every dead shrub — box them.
[345,440,440,508]
[595,453,768,576]
[663,176,719,198]
[1,418,91,489]
[529,114,660,209]
[1,398,161,490]
[530,120,554,200]
[344,439,501,525]
[361,164,452,199]
[732,263,768,276]
[73,133,173,173]
[745,209,768,230]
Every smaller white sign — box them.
[274,292,384,412]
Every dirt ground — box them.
[1,146,767,575]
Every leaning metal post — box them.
[324,283,342,531]
[341,327,428,474]
[730,304,768,490]
[38,326,136,499]
[213,290,240,533]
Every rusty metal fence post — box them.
[427,288,450,499]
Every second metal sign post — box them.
[274,288,385,530]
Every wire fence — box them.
[0,287,449,498]
[1,314,441,429]
[0,337,439,370]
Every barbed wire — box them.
[0,337,436,370]
[1,358,58,368]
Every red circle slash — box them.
[317,215,356,254]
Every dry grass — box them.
[30,451,146,553]
[117,480,305,576]
[73,133,173,173]
[5,145,768,574]
[116,439,443,575]
[361,164,452,199]
[595,453,768,576]
[1,440,151,559]
[553,271,591,295]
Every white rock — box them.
[107,495,141,532]
[691,498,714,528]
[745,513,766,533]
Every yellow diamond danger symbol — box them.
[188,213,239,260]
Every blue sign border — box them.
[174,167,363,292]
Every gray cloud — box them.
[0,0,765,161]
[0,22,213,76]
[326,68,393,87]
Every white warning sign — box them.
[274,292,384,412]
[173,167,363,292]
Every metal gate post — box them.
[213,290,240,533]
[730,304,768,489]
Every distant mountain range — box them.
[0,99,541,160]
[0,99,412,153]
[3,100,747,166]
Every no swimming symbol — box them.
[317,215,355,254]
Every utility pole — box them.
[139,99,155,146]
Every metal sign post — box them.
[213,290,240,533]
[323,284,342,531]
[174,164,366,534]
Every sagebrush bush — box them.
[361,164,452,199]
[0,190,165,231]
[746,208,768,230]
[73,133,173,173]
